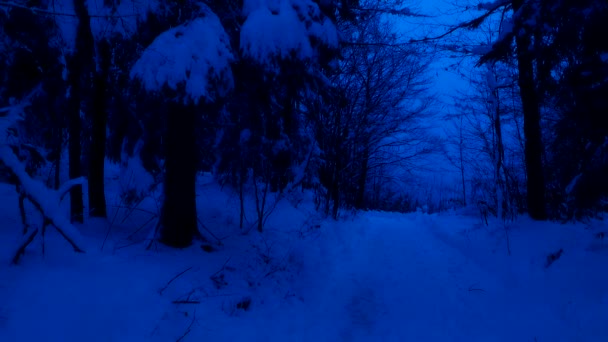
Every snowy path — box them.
[317,213,505,341]
[196,212,509,341]
[2,204,607,341]
[287,212,605,342]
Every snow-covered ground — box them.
[1,170,607,341]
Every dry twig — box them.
[159,267,193,295]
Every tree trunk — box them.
[88,40,110,218]
[458,115,466,206]
[53,131,62,190]
[354,146,369,209]
[160,103,198,247]
[67,0,95,223]
[331,165,340,219]
[67,86,83,223]
[493,83,505,220]
[513,0,546,220]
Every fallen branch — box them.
[172,300,200,304]
[175,310,196,342]
[58,177,86,202]
[11,227,38,264]
[197,217,223,245]
[114,239,147,251]
[146,219,161,250]
[545,248,563,269]
[159,267,193,295]
[467,283,485,293]
[1,146,85,253]
[127,216,158,240]
[210,257,232,289]
[2,101,85,254]
[210,257,232,278]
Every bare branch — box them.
[11,227,38,264]
[409,1,511,44]
[159,267,193,296]
[350,6,429,18]
[0,1,140,18]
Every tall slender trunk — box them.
[239,168,245,229]
[67,87,83,223]
[88,40,110,218]
[513,0,546,220]
[354,146,369,209]
[458,115,466,206]
[66,0,95,223]
[53,136,61,190]
[331,160,340,219]
[160,103,198,247]
[50,100,63,190]
[493,85,505,220]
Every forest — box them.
[1,0,607,341]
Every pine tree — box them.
[131,5,234,247]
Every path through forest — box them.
[1,201,607,341]
[303,211,601,342]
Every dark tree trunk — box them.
[53,130,62,190]
[354,147,369,209]
[458,116,466,206]
[331,158,340,219]
[513,0,547,220]
[88,40,111,218]
[67,86,84,223]
[49,95,64,190]
[66,0,95,223]
[160,103,198,247]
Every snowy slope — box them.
[1,173,607,341]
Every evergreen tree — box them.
[131,4,234,247]
[539,0,608,217]
[215,0,340,230]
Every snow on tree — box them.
[211,0,340,232]
[130,5,234,247]
[0,99,86,263]
[130,11,234,103]
[240,0,339,66]
[43,0,160,50]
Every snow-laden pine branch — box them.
[130,9,234,104]
[240,0,338,66]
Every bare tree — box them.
[313,2,437,216]
[445,58,525,219]
[413,0,548,219]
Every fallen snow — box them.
[1,174,607,341]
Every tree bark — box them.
[88,40,110,218]
[492,80,505,220]
[354,146,369,209]
[67,73,84,223]
[67,0,95,223]
[513,0,547,220]
[458,115,466,206]
[160,103,198,247]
